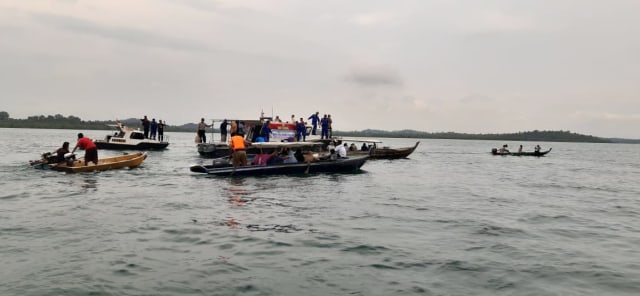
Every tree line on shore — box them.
[0,112,632,143]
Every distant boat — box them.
[313,138,420,160]
[94,120,169,150]
[491,148,552,156]
[30,152,148,173]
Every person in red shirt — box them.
[71,133,98,166]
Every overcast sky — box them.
[1,0,639,138]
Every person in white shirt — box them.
[335,140,347,158]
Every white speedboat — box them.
[94,120,169,150]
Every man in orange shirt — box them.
[71,133,98,166]
[230,132,250,167]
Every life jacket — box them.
[230,136,246,150]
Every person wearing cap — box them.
[71,133,98,166]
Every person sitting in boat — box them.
[349,143,357,151]
[329,148,337,160]
[534,145,541,153]
[71,133,98,166]
[282,148,298,164]
[252,152,272,165]
[55,141,71,163]
[266,151,284,165]
[498,144,509,153]
[335,140,347,158]
[360,143,369,151]
[294,148,305,162]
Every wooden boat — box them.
[491,148,552,156]
[190,154,369,176]
[318,139,420,160]
[45,152,148,173]
[94,120,169,150]
[368,141,420,159]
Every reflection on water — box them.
[80,175,99,191]
[226,178,249,206]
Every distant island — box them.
[1,112,638,144]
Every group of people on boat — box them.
[496,144,543,154]
[139,116,166,141]
[44,133,98,167]
[197,111,335,144]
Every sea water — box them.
[1,128,639,295]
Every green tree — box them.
[0,111,8,120]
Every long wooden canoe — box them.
[348,141,420,159]
[51,152,148,173]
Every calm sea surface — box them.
[1,128,639,296]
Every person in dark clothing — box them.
[141,116,150,139]
[260,121,272,142]
[158,120,165,142]
[320,114,329,139]
[150,118,158,140]
[55,141,70,163]
[294,148,304,162]
[220,119,228,142]
[296,118,306,141]
[308,111,320,135]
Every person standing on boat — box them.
[320,114,329,139]
[230,132,250,167]
[238,121,245,135]
[141,116,150,139]
[158,120,165,142]
[229,120,238,136]
[220,119,229,142]
[327,114,333,138]
[150,118,158,140]
[308,111,320,135]
[260,120,272,142]
[71,133,98,166]
[518,145,523,153]
[296,118,307,141]
[197,118,211,143]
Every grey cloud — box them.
[29,12,293,63]
[31,13,213,52]
[345,65,403,87]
